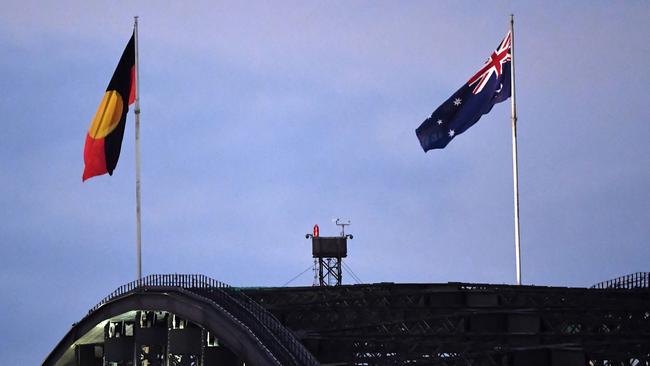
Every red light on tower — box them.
[313,224,319,237]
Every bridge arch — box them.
[43,275,319,366]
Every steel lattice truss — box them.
[243,283,650,365]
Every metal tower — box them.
[306,222,352,286]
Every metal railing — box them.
[86,274,319,366]
[89,274,229,313]
[591,272,650,289]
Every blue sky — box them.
[1,1,649,364]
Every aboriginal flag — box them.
[83,33,136,181]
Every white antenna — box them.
[335,218,351,237]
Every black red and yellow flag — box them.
[83,33,136,181]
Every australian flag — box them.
[416,31,512,152]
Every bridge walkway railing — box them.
[87,274,319,366]
[591,272,649,289]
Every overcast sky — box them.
[1,1,649,364]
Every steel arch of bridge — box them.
[43,273,650,366]
[43,274,319,366]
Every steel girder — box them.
[243,283,650,365]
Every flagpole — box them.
[509,14,522,285]
[134,16,142,281]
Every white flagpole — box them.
[134,16,142,281]
[509,14,522,285]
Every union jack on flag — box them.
[468,31,512,95]
[416,30,513,152]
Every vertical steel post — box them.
[134,16,142,281]
[509,14,522,285]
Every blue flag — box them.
[416,31,512,152]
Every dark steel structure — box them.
[591,272,650,289]
[44,273,650,366]
[308,236,349,286]
[245,277,650,365]
[43,275,319,366]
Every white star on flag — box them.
[437,119,443,125]
[453,98,462,106]
[448,129,455,137]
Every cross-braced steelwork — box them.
[45,273,650,366]
[307,235,350,286]
[245,280,650,365]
